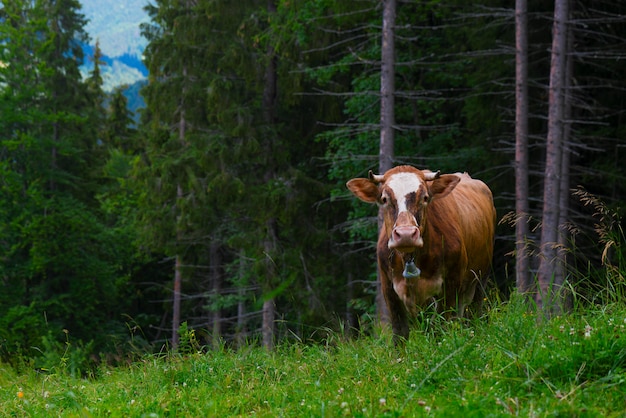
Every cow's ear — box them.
[429,174,460,199]
[346,178,379,203]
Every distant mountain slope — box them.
[80,0,149,91]
[80,0,149,58]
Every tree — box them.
[536,0,570,315]
[104,87,137,153]
[515,0,531,294]
[259,0,279,350]
[139,0,212,350]
[376,0,396,327]
[0,0,139,366]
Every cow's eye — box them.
[423,195,430,203]
[381,196,388,205]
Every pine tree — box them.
[0,0,136,364]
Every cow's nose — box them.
[390,226,423,251]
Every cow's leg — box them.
[443,272,467,320]
[379,269,409,342]
[466,271,488,319]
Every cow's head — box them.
[346,166,460,252]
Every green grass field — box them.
[3,294,626,417]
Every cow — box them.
[346,165,496,341]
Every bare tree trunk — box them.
[209,240,222,349]
[172,184,184,351]
[262,298,276,350]
[172,251,182,351]
[236,251,247,348]
[172,61,189,350]
[557,7,575,312]
[262,218,278,350]
[377,0,396,327]
[346,272,355,338]
[515,0,531,294]
[261,0,278,350]
[537,0,569,316]
[380,0,395,174]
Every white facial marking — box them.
[387,172,423,213]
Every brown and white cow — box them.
[347,165,496,340]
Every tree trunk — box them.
[556,6,575,312]
[380,0,395,173]
[172,63,188,350]
[210,240,222,350]
[377,0,396,327]
[515,0,531,294]
[262,298,276,350]
[536,0,569,316]
[236,252,247,348]
[260,0,278,350]
[346,272,355,338]
[172,249,182,350]
[262,218,278,350]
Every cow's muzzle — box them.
[389,225,423,251]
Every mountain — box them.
[79,0,149,92]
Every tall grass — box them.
[571,187,626,305]
[3,293,626,417]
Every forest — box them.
[1,0,625,372]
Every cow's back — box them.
[448,172,496,281]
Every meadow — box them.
[2,293,626,417]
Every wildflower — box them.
[584,325,593,338]
[338,387,344,395]
[17,391,24,399]
[379,398,387,406]
[341,402,349,408]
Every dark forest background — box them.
[1,0,625,372]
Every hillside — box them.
[3,297,626,416]
[80,0,149,91]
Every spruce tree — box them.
[0,0,135,364]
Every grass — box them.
[3,294,626,417]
